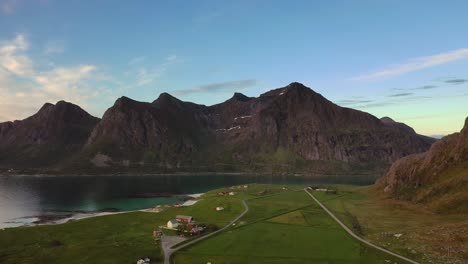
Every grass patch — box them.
[268,210,308,226]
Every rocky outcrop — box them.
[0,101,100,167]
[377,117,468,213]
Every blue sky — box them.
[0,0,467,136]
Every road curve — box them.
[164,199,249,264]
[303,188,420,264]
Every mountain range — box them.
[0,82,435,175]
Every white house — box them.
[167,219,179,229]
[216,206,224,211]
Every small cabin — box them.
[176,215,193,223]
[167,219,179,229]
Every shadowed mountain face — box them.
[0,101,100,167]
[377,117,468,213]
[82,82,435,174]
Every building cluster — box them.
[166,215,206,236]
[136,257,150,264]
[217,191,236,196]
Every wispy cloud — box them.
[335,99,374,106]
[351,48,468,81]
[445,78,468,85]
[387,92,413,97]
[0,0,19,15]
[131,55,179,87]
[0,34,33,76]
[44,40,65,55]
[356,102,394,109]
[35,65,97,98]
[415,85,437,90]
[128,56,146,65]
[0,34,101,121]
[173,79,260,96]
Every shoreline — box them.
[0,192,205,230]
[0,172,379,178]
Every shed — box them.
[167,219,179,229]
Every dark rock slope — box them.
[0,101,100,167]
[377,117,468,213]
[83,82,435,174]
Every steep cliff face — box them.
[377,117,468,213]
[83,82,434,173]
[237,83,433,164]
[0,101,100,167]
[84,95,211,165]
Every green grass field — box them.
[0,184,292,263]
[174,190,404,264]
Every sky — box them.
[0,0,467,136]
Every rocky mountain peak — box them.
[115,96,137,106]
[0,100,100,167]
[153,92,179,103]
[380,117,396,123]
[463,117,468,134]
[380,116,416,134]
[231,92,251,102]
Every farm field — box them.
[174,190,404,264]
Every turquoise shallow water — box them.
[0,174,377,228]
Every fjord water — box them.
[0,174,376,228]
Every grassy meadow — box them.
[312,186,468,264]
[174,190,404,264]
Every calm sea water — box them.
[0,174,377,228]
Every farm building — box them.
[216,206,224,211]
[176,215,193,223]
[167,219,179,229]
[316,188,328,192]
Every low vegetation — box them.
[313,186,468,264]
